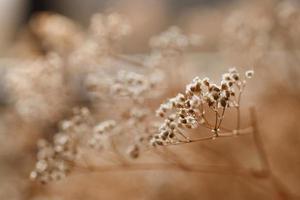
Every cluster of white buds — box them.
[110,70,159,101]
[67,107,94,127]
[152,68,254,145]
[125,107,157,158]
[30,139,70,184]
[30,107,93,183]
[245,70,254,79]
[89,13,131,43]
[88,120,116,150]
[149,26,201,54]
[108,70,163,157]
[150,114,184,146]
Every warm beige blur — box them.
[0,0,300,200]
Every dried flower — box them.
[151,68,254,145]
[30,107,94,183]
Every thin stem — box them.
[213,110,219,136]
[176,128,191,141]
[250,107,293,200]
[163,127,253,146]
[200,115,231,132]
[111,53,146,68]
[217,107,226,129]
[198,104,231,132]
[236,88,243,133]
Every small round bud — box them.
[203,78,210,87]
[212,92,220,100]
[221,82,228,90]
[157,110,165,118]
[220,98,227,107]
[170,122,177,130]
[30,171,38,180]
[169,132,175,138]
[245,70,254,78]
[180,118,187,124]
[232,74,239,81]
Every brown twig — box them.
[164,127,253,146]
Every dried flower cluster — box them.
[152,68,254,146]
[26,12,255,186]
[30,66,254,183]
[110,70,163,101]
[80,19,201,160]
[88,120,117,150]
[30,107,93,183]
[0,2,295,199]
[150,26,201,55]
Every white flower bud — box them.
[245,70,254,78]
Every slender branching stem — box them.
[163,127,253,146]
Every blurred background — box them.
[1,0,244,54]
[0,0,300,200]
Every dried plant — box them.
[30,67,256,184]
[152,68,254,146]
[0,5,298,200]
